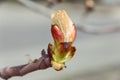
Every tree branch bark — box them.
[0,49,51,80]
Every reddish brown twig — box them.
[0,49,51,80]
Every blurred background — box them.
[0,0,120,80]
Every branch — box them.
[0,49,51,80]
[77,24,120,34]
[18,0,54,18]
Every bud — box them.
[85,0,94,11]
[51,10,76,44]
[48,10,76,71]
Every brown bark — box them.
[0,49,51,80]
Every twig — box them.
[0,49,51,80]
[47,0,64,7]
[77,24,120,34]
[18,0,54,18]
